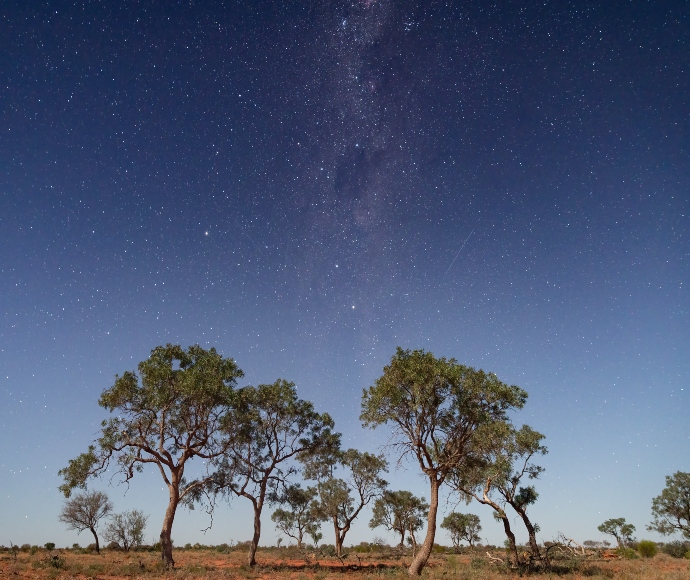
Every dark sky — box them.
[2,0,688,548]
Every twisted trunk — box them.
[497,511,519,566]
[408,476,439,576]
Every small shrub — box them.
[44,543,56,551]
[20,544,31,552]
[616,546,638,559]
[29,546,39,555]
[637,540,657,558]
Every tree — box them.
[361,348,527,575]
[648,472,690,539]
[306,449,388,557]
[58,490,112,553]
[449,424,547,566]
[58,344,244,569]
[598,518,636,547]
[103,510,148,551]
[369,490,428,550]
[211,379,338,566]
[441,512,482,551]
[270,484,321,548]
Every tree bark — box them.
[160,483,179,569]
[408,477,439,576]
[498,512,520,566]
[89,527,100,554]
[247,483,267,567]
[248,505,261,566]
[521,513,541,564]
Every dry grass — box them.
[1,548,688,580]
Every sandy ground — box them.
[1,548,689,580]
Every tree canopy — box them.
[648,472,690,539]
[598,518,636,547]
[211,379,338,566]
[361,347,527,575]
[58,490,112,553]
[58,344,244,568]
[441,512,482,551]
[370,490,428,550]
[305,448,388,557]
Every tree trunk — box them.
[248,503,262,566]
[333,516,344,557]
[89,527,100,554]
[408,477,439,576]
[521,513,541,564]
[498,513,519,567]
[160,484,179,569]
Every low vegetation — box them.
[1,544,689,580]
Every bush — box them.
[44,543,56,551]
[637,540,657,558]
[20,544,31,552]
[661,541,690,558]
[30,546,39,555]
[617,547,638,559]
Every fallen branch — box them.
[486,551,504,564]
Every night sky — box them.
[2,0,688,549]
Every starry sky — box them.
[1,0,688,549]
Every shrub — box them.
[44,543,56,551]
[637,540,657,558]
[661,541,690,558]
[617,547,638,559]
[30,546,39,555]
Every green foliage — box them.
[661,540,690,558]
[648,472,690,539]
[361,347,527,575]
[44,543,55,551]
[270,484,321,548]
[58,344,245,568]
[361,348,527,479]
[616,546,639,559]
[29,546,39,555]
[637,540,657,558]
[306,448,388,555]
[441,512,482,550]
[598,518,636,547]
[369,490,428,547]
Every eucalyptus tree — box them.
[58,490,112,553]
[305,448,388,557]
[211,379,338,566]
[58,344,244,569]
[103,510,148,552]
[648,472,690,539]
[598,518,636,547]
[441,512,482,551]
[448,423,547,566]
[369,490,428,550]
[361,347,527,576]
[270,484,321,548]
